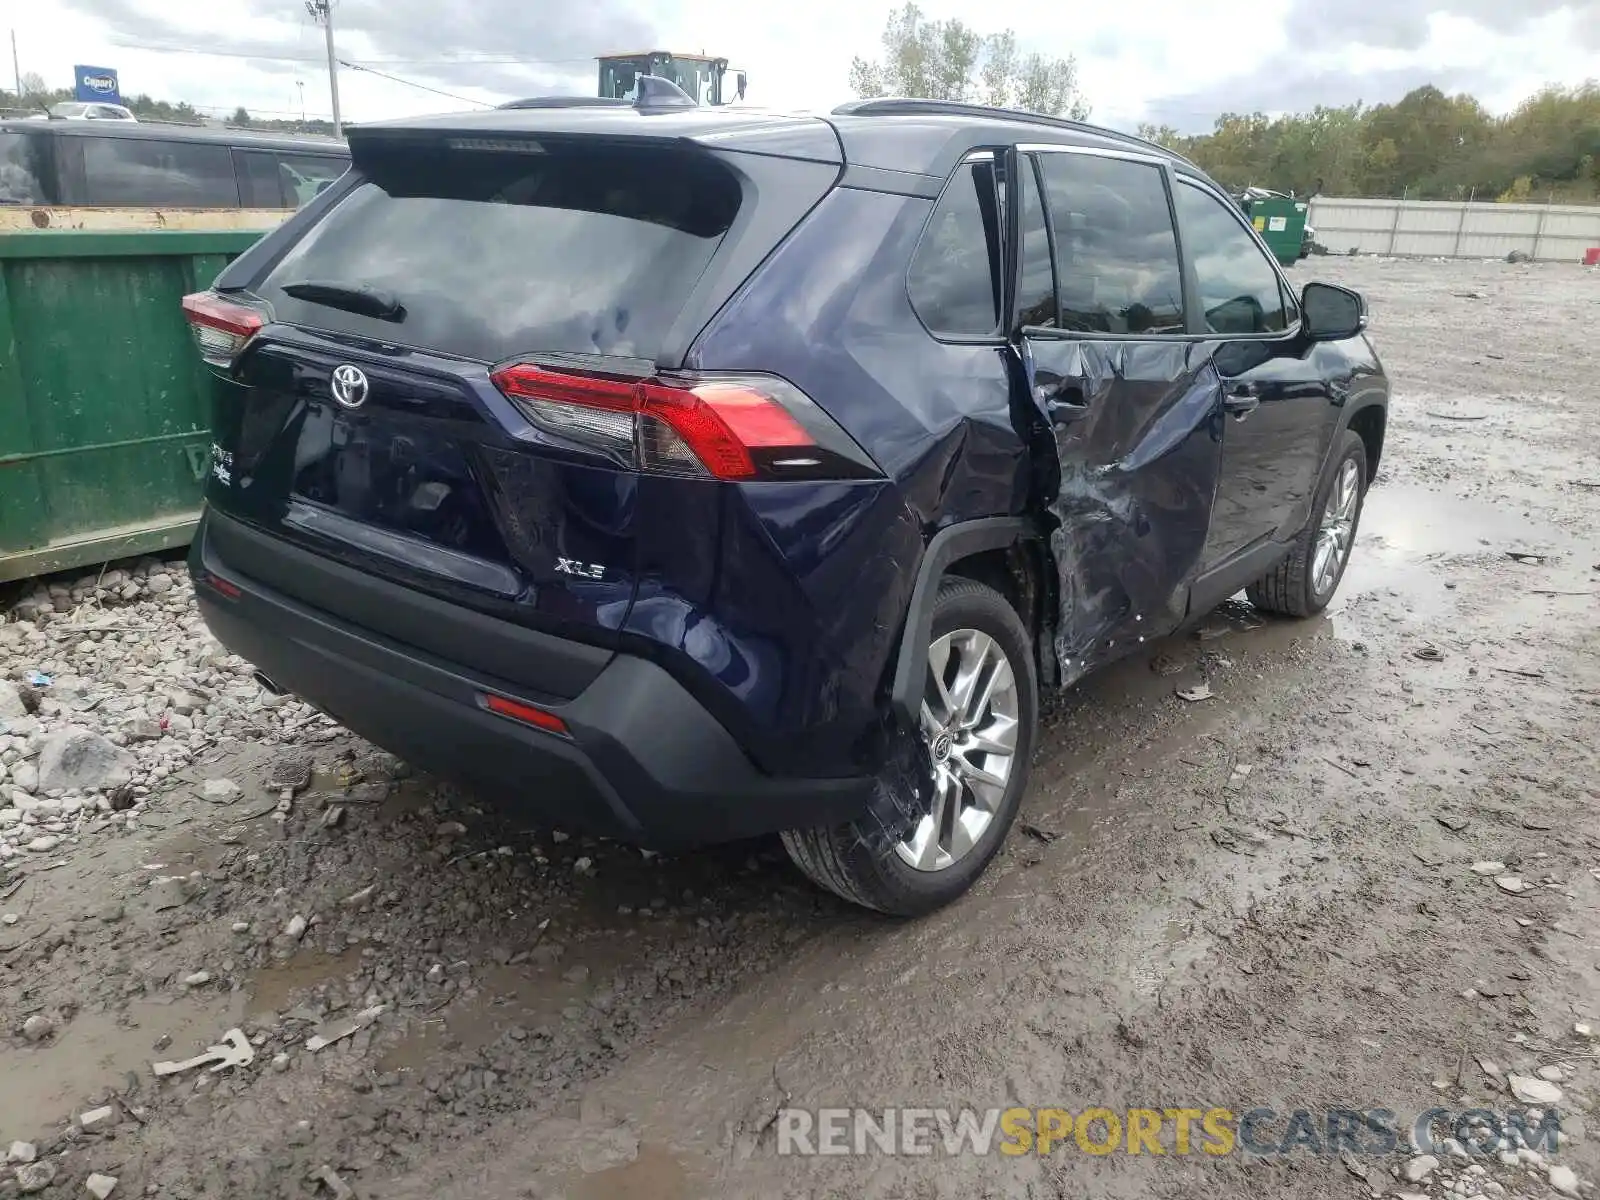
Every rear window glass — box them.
[260,143,742,363]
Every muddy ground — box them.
[2,255,1598,1200]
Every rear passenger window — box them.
[237,150,346,208]
[80,137,239,207]
[1016,157,1056,327]
[1035,152,1183,335]
[1174,180,1290,335]
[908,156,1003,338]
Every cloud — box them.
[57,0,664,101]
[1283,0,1600,49]
[25,0,1600,130]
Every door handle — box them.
[1222,382,1260,418]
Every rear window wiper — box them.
[278,280,406,323]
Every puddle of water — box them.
[247,948,363,1017]
[567,1144,693,1200]
[0,996,241,1135]
[378,938,656,1072]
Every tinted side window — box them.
[1175,181,1290,335]
[0,132,51,204]
[239,150,347,208]
[1036,152,1183,335]
[1016,156,1056,328]
[908,157,1003,337]
[81,137,239,207]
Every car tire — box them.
[1247,429,1368,618]
[782,577,1038,916]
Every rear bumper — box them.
[190,512,874,849]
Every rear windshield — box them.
[260,141,743,363]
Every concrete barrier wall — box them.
[1307,196,1600,262]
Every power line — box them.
[338,60,494,107]
[106,38,592,67]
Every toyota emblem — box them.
[330,364,369,409]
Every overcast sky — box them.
[12,0,1599,131]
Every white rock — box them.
[10,762,37,792]
[1549,1165,1580,1196]
[85,1173,118,1199]
[0,682,25,720]
[1404,1154,1440,1182]
[0,808,18,827]
[1494,875,1529,894]
[37,727,134,792]
[1442,1137,1469,1160]
[199,778,242,804]
[1575,1022,1594,1038]
[15,1160,56,1194]
[1508,1075,1563,1104]
[183,971,211,987]
[285,914,308,940]
[6,1142,36,1164]
[77,1106,115,1133]
[1471,861,1506,874]
[24,835,59,853]
[1517,1146,1546,1166]
[1537,1064,1566,1082]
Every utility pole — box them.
[305,0,342,136]
[296,79,305,123]
[11,30,22,105]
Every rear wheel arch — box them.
[889,518,1049,727]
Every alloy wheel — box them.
[1313,457,1360,596]
[897,628,1020,872]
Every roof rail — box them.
[829,98,1195,167]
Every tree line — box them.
[848,7,1598,205]
[1139,84,1600,203]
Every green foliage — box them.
[1161,82,1600,202]
[850,2,1089,119]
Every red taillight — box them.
[490,364,877,482]
[482,693,570,736]
[197,570,241,599]
[182,291,265,368]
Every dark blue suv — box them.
[183,94,1388,915]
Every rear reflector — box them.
[490,364,879,482]
[182,291,265,368]
[482,693,570,736]
[196,570,242,599]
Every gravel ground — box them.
[1,255,1598,1200]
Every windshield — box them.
[49,103,89,118]
[599,56,719,104]
[261,141,742,362]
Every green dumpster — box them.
[0,228,268,583]
[1240,193,1309,267]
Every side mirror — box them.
[1301,282,1366,341]
[735,73,747,102]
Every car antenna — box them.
[633,74,696,110]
